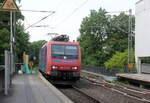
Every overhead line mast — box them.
[128,9,134,69]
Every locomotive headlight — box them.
[72,66,78,70]
[52,66,58,70]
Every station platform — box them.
[0,72,73,103]
[117,73,150,85]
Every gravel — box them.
[57,85,101,103]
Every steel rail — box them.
[81,76,150,103]
[72,86,106,103]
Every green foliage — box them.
[0,10,24,30]
[78,8,135,66]
[0,0,28,64]
[0,28,9,64]
[78,8,109,66]
[104,49,134,70]
[113,80,130,85]
[104,50,128,70]
[15,22,30,63]
[28,40,47,65]
[0,23,30,64]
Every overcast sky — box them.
[20,0,138,42]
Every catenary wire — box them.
[53,0,89,28]
[20,9,54,13]
[24,11,55,31]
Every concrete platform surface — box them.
[117,73,150,83]
[0,73,73,103]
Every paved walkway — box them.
[0,73,73,103]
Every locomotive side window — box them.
[52,44,78,59]
[39,46,47,72]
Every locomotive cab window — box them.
[52,44,78,59]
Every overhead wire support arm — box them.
[32,25,50,28]
[24,11,55,31]
[20,9,54,13]
[106,10,129,14]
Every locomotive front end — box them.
[48,42,81,81]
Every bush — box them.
[104,50,128,70]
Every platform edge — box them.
[38,72,74,103]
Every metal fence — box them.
[83,65,137,76]
[141,63,150,74]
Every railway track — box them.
[45,71,150,103]
[72,86,106,103]
[81,71,150,103]
[58,85,104,103]
[91,81,150,103]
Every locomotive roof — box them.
[48,41,79,45]
[41,41,79,48]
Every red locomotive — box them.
[39,35,81,84]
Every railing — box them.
[83,65,137,76]
[141,63,150,74]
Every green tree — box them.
[104,13,135,55]
[28,40,47,65]
[104,49,135,70]
[78,8,135,67]
[15,22,30,63]
[104,50,128,70]
[0,0,29,64]
[78,8,110,66]
[0,28,9,64]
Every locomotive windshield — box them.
[52,44,78,59]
